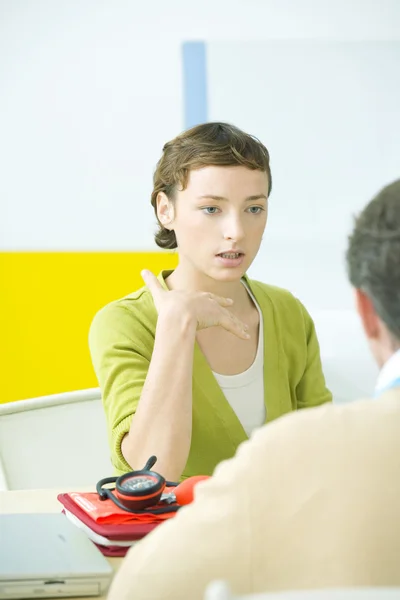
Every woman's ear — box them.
[156,192,174,229]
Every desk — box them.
[0,488,123,599]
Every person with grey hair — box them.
[107,179,400,600]
[346,179,400,390]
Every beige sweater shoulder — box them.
[108,391,400,600]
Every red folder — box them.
[57,493,167,540]
[92,542,129,557]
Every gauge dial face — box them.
[120,475,158,493]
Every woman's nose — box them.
[223,216,245,241]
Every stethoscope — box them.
[96,455,209,514]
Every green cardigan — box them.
[89,271,332,479]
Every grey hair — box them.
[346,179,400,343]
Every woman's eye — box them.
[247,206,263,214]
[202,207,219,214]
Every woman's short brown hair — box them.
[151,122,273,249]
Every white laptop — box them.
[0,513,113,599]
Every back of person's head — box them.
[151,122,272,249]
[346,179,400,346]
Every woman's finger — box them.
[219,312,250,340]
[209,294,234,308]
[141,270,166,302]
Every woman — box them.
[89,122,332,481]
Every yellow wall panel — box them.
[0,252,178,403]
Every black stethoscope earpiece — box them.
[96,455,179,514]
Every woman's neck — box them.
[165,264,249,308]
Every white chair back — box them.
[0,388,112,490]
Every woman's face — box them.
[159,165,269,283]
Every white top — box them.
[375,348,400,395]
[212,284,265,437]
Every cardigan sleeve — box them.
[296,302,332,409]
[89,301,154,473]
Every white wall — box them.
[2,0,399,398]
[208,40,400,310]
[1,0,399,255]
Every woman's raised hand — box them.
[141,270,250,340]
